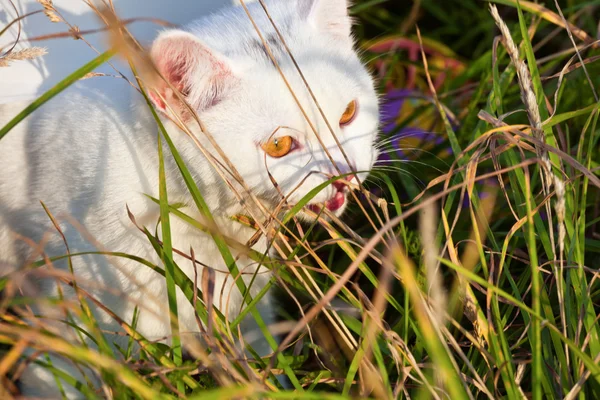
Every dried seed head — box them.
[80,72,107,80]
[553,174,566,255]
[37,0,60,23]
[70,25,81,40]
[489,5,542,137]
[490,5,567,262]
[0,47,47,67]
[490,5,555,193]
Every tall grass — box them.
[1,0,600,398]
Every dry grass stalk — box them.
[419,200,446,326]
[490,4,569,361]
[0,47,47,67]
[489,5,555,202]
[37,0,60,23]
[553,1,598,102]
[460,179,498,274]
[352,247,394,398]
[488,6,564,204]
[489,5,543,142]
[512,0,596,47]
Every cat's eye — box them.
[339,100,357,126]
[261,135,294,158]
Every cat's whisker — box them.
[371,168,427,189]
[360,179,387,195]
[372,161,430,171]
[364,49,399,63]
[375,129,442,144]
[375,147,450,166]
[372,166,408,173]
[375,159,431,166]
[374,135,444,151]
[373,165,416,173]
[374,139,426,149]
[375,147,425,154]
[375,159,445,174]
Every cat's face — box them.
[150,0,379,218]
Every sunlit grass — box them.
[1,0,600,398]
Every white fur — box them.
[0,0,379,397]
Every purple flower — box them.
[378,89,453,161]
[380,89,410,135]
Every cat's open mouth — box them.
[307,181,348,213]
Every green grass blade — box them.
[0,50,115,141]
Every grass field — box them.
[1,0,600,398]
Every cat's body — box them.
[0,0,379,397]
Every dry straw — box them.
[419,200,446,327]
[489,6,543,144]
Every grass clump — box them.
[1,0,600,398]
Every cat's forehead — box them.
[237,39,371,112]
[237,63,366,130]
[204,61,372,147]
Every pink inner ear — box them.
[149,31,234,114]
[149,34,199,111]
[159,53,190,92]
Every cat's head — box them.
[149,0,379,219]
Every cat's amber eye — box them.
[339,100,357,126]
[261,135,294,158]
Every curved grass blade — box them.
[155,107,184,391]
[0,50,115,141]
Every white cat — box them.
[0,0,379,397]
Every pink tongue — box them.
[326,191,345,212]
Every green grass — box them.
[1,0,600,398]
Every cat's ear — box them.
[302,0,353,43]
[149,30,235,118]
